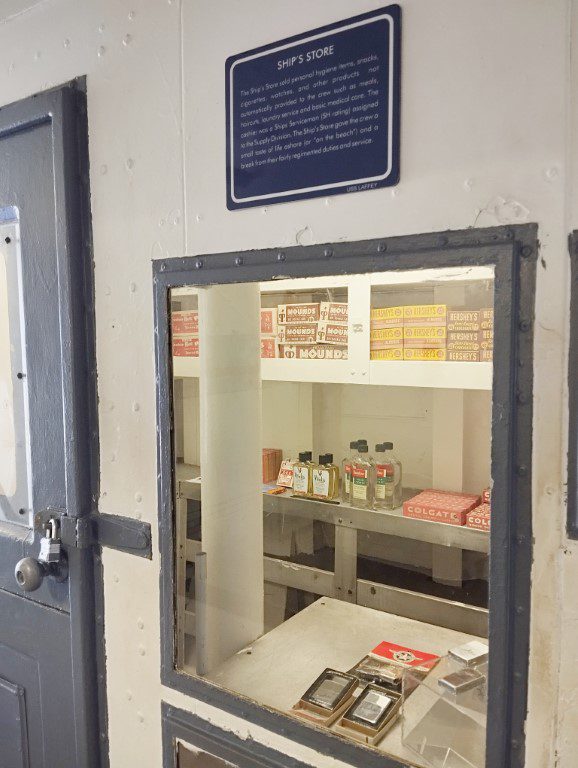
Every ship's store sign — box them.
[226,5,401,210]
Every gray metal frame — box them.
[154,225,537,768]
[162,701,312,768]
[568,230,578,539]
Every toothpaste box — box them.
[277,324,318,345]
[277,303,320,324]
[320,301,348,324]
[466,503,491,532]
[172,335,199,357]
[404,348,447,361]
[370,347,403,361]
[316,321,348,345]
[172,310,199,335]
[403,489,481,526]
[260,307,278,335]
[482,487,491,504]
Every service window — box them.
[168,264,494,767]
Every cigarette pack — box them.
[447,310,480,332]
[404,348,447,361]
[403,304,447,325]
[277,303,320,324]
[466,503,491,532]
[260,337,278,358]
[480,308,494,330]
[370,306,404,325]
[480,349,493,362]
[404,326,446,347]
[262,448,283,485]
[279,344,348,360]
[316,321,348,345]
[370,348,403,361]
[277,324,318,345]
[260,307,278,335]
[171,310,199,335]
[403,489,481,526]
[172,335,199,357]
[448,350,480,362]
[320,301,348,323]
[369,641,440,672]
[277,459,296,488]
[370,327,404,343]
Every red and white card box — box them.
[403,489,481,526]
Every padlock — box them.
[38,518,61,565]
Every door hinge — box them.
[34,509,152,559]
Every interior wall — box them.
[0,2,573,768]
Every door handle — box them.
[14,557,45,592]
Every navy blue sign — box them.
[226,6,401,210]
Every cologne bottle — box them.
[350,443,374,509]
[312,455,332,501]
[293,451,313,497]
[342,441,358,502]
[373,442,402,510]
[324,453,340,499]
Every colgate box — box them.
[277,303,320,324]
[466,503,491,532]
[370,641,440,673]
[403,489,481,526]
[172,310,199,335]
[172,335,199,357]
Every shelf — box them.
[173,356,492,390]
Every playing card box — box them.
[316,321,348,345]
[172,335,199,357]
[277,303,320,324]
[260,307,278,335]
[260,337,278,358]
[403,489,481,526]
[172,310,199,335]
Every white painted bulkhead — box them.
[0,1,576,766]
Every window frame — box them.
[153,224,537,768]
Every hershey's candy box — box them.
[448,350,480,362]
[172,310,199,335]
[480,308,494,330]
[277,303,320,324]
[403,304,447,326]
[480,348,493,362]
[320,301,348,324]
[404,348,447,361]
[370,327,404,345]
[404,325,446,348]
[172,335,199,357]
[316,321,348,345]
[447,310,480,332]
[447,340,481,351]
[370,348,403,361]
[370,306,404,326]
[277,323,318,345]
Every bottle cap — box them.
[358,439,368,445]
[304,451,312,461]
[349,441,358,449]
[319,454,327,465]
[375,443,385,452]
[358,444,368,453]
[383,442,394,450]
[299,452,310,462]
[325,453,334,463]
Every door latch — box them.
[38,517,61,564]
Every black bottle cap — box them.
[375,443,385,452]
[325,453,334,464]
[319,454,327,465]
[383,442,394,450]
[358,444,368,453]
[299,451,311,462]
[358,439,368,445]
[349,441,358,449]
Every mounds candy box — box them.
[277,323,318,345]
[370,327,404,345]
[260,307,277,335]
[370,641,440,673]
[404,325,446,347]
[279,344,348,360]
[480,308,494,330]
[320,301,348,324]
[316,321,348,345]
[448,350,480,362]
[370,306,404,326]
[404,348,447,361]
[172,335,199,357]
[403,489,481,526]
[403,304,447,326]
[370,347,403,361]
[262,448,282,484]
[447,310,480,332]
[466,503,491,532]
[277,302,320,324]
[171,310,199,335]
[260,337,278,358]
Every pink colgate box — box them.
[403,489,481,526]
[466,503,491,532]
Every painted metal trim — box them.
[154,224,536,768]
[568,231,578,539]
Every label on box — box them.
[466,503,491,531]
[447,310,480,326]
[447,340,481,351]
[172,310,199,335]
[480,349,493,362]
[370,641,440,672]
[312,468,330,498]
[448,350,480,362]
[375,464,394,500]
[279,344,348,360]
[482,487,491,504]
[447,331,479,342]
[277,324,318,344]
[277,460,295,488]
[404,348,447,361]
[172,335,199,357]
[260,307,277,335]
[352,467,369,500]
[293,466,309,494]
[277,303,320,324]
[404,326,446,341]
[260,337,278,358]
[370,327,403,342]
[371,306,404,323]
[371,348,403,361]
[316,322,348,345]
[403,489,480,526]
[480,308,494,329]
[320,301,348,323]
[403,304,447,322]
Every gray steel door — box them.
[0,85,101,767]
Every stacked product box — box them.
[466,487,491,531]
[171,310,199,357]
[277,301,348,360]
[260,307,279,359]
[403,304,447,361]
[370,306,404,361]
[262,448,283,484]
[446,309,494,362]
[402,489,481,526]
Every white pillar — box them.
[198,283,264,672]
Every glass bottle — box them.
[350,443,374,509]
[293,451,313,497]
[373,442,403,510]
[324,453,340,500]
[342,441,358,502]
[312,454,331,501]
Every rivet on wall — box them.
[128,10,136,21]
[129,282,137,293]
[135,493,143,503]
[122,34,133,47]
[138,645,146,656]
[97,45,106,58]
[100,164,107,175]
[63,38,71,49]
[137,619,144,630]
[137,712,144,723]
[126,691,133,702]
[98,23,105,33]
[126,158,135,170]
[463,178,475,191]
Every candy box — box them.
[320,301,348,323]
[404,348,447,361]
[370,306,404,326]
[403,304,447,326]
[448,350,480,362]
[277,303,320,324]
[447,310,480,333]
[277,323,318,345]
[279,344,348,360]
[404,326,446,348]
[260,337,278,358]
[370,348,403,361]
[171,310,199,335]
[172,335,199,357]
[316,322,348,345]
